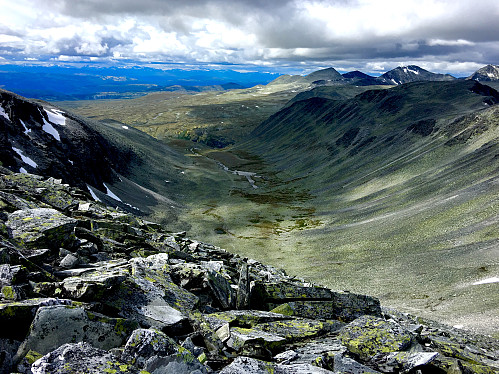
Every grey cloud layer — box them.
[1,0,498,74]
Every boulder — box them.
[236,261,250,309]
[130,254,199,314]
[339,315,414,361]
[6,208,77,249]
[30,342,140,374]
[0,298,72,340]
[255,318,343,342]
[121,328,180,368]
[372,351,439,373]
[143,352,208,374]
[219,356,276,374]
[16,305,137,359]
[333,353,382,374]
[275,363,335,373]
[226,327,286,358]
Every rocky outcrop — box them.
[0,169,498,374]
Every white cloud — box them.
[0,0,498,75]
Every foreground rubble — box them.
[0,169,498,373]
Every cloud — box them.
[0,0,498,75]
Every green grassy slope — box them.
[238,80,499,333]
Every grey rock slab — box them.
[219,356,276,374]
[0,338,21,374]
[30,342,140,374]
[16,305,137,359]
[275,363,335,373]
[255,318,343,343]
[339,315,414,361]
[236,261,250,310]
[226,327,286,355]
[6,208,77,249]
[0,298,72,340]
[373,351,439,373]
[121,328,180,368]
[333,353,382,374]
[204,310,293,331]
[144,353,208,374]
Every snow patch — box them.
[407,67,420,75]
[20,120,31,135]
[19,167,27,174]
[0,106,10,121]
[68,159,74,165]
[45,108,66,126]
[390,79,399,85]
[86,185,101,202]
[12,146,37,168]
[473,277,499,285]
[103,183,122,201]
[42,119,61,141]
[122,125,129,130]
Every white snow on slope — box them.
[19,167,27,174]
[86,185,101,202]
[42,119,61,141]
[122,125,129,130]
[473,277,499,285]
[12,146,37,168]
[20,120,31,135]
[0,106,10,121]
[45,108,66,126]
[103,183,122,201]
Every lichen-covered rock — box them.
[6,208,77,249]
[372,351,439,373]
[0,298,72,340]
[30,342,140,374]
[121,328,180,368]
[275,363,335,373]
[171,262,234,311]
[130,254,199,314]
[339,315,414,361]
[256,318,343,343]
[251,283,381,322]
[143,350,208,374]
[333,353,382,374]
[205,310,292,331]
[16,305,137,359]
[219,356,276,374]
[226,327,286,358]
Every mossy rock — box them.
[339,315,414,361]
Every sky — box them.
[0,0,498,76]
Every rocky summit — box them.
[0,168,498,373]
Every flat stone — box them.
[219,356,276,374]
[30,342,140,374]
[275,363,335,373]
[121,328,180,368]
[339,315,414,361]
[16,305,137,359]
[333,353,382,374]
[0,298,72,340]
[6,208,77,249]
[144,352,208,374]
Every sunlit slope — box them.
[244,80,499,332]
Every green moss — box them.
[1,286,16,300]
[269,303,294,316]
[25,350,43,364]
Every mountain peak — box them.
[467,64,499,81]
[304,67,343,82]
[379,65,456,85]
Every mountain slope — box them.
[241,80,499,332]
[467,64,499,81]
[378,65,456,85]
[0,88,195,224]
